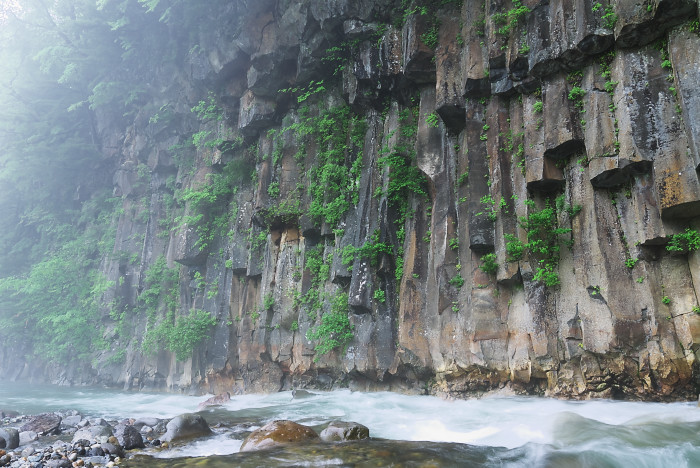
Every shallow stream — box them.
[2,383,700,467]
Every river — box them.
[2,383,700,467]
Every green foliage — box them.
[374,289,386,303]
[666,228,700,254]
[504,234,525,262]
[662,295,671,305]
[267,181,280,198]
[0,189,119,365]
[142,308,216,361]
[602,5,618,29]
[625,258,639,269]
[515,197,580,287]
[279,80,326,103]
[306,292,354,359]
[449,273,465,288]
[191,92,223,122]
[480,253,498,275]
[177,159,250,251]
[457,170,470,185]
[342,230,393,267]
[568,86,586,108]
[689,19,700,34]
[263,293,275,311]
[533,101,543,113]
[449,237,460,251]
[0,241,111,364]
[477,194,499,221]
[139,255,179,319]
[272,94,366,228]
[492,0,531,36]
[425,112,440,128]
[421,22,440,49]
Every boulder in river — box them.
[0,410,19,419]
[240,420,319,452]
[160,413,212,443]
[61,415,82,427]
[71,424,114,443]
[44,458,71,468]
[19,430,37,445]
[0,428,19,450]
[117,425,145,450]
[197,391,231,410]
[319,421,369,442]
[132,417,160,429]
[20,413,61,436]
[101,441,125,458]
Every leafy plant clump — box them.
[143,309,217,361]
[666,228,700,254]
[480,253,498,275]
[306,292,354,360]
[514,196,579,287]
[492,0,531,36]
[274,84,366,228]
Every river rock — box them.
[20,413,61,436]
[0,428,19,450]
[160,414,212,442]
[116,425,144,450]
[319,421,369,442]
[88,418,109,427]
[239,420,319,452]
[62,415,82,427]
[19,430,37,445]
[0,410,19,419]
[72,425,114,443]
[101,442,125,458]
[133,417,160,429]
[197,391,231,410]
[45,458,71,468]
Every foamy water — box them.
[3,383,700,466]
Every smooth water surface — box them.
[2,382,700,467]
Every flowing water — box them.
[2,382,700,467]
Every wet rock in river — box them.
[160,413,212,442]
[240,420,319,452]
[62,415,82,427]
[19,430,37,445]
[72,424,114,443]
[44,458,71,468]
[116,425,144,450]
[20,413,61,436]
[197,391,231,410]
[0,428,18,450]
[101,441,125,458]
[319,421,369,442]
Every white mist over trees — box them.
[0,0,233,364]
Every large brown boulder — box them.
[239,420,319,452]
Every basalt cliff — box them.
[2,0,700,401]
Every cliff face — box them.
[7,0,700,400]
